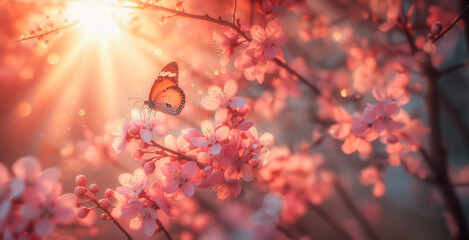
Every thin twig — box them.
[15,20,79,42]
[439,61,469,75]
[432,4,469,43]
[276,224,297,239]
[232,0,238,24]
[156,219,173,240]
[149,140,204,168]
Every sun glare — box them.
[65,0,128,37]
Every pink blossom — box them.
[191,120,230,155]
[201,80,246,111]
[120,199,158,236]
[130,109,168,143]
[116,168,148,197]
[248,19,287,59]
[362,99,405,133]
[161,161,197,197]
[213,29,243,66]
[148,183,177,217]
[220,144,254,182]
[112,119,129,154]
[21,193,76,237]
[207,172,241,199]
[234,51,270,84]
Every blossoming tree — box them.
[1,0,469,239]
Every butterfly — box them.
[144,62,185,115]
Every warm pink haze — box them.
[1,0,469,239]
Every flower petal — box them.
[34,218,55,237]
[181,162,197,179]
[181,182,195,197]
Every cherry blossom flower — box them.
[234,51,270,84]
[116,168,149,197]
[130,109,168,143]
[148,183,176,216]
[191,120,230,155]
[213,29,243,66]
[201,80,246,111]
[119,199,158,236]
[161,161,198,197]
[362,99,405,133]
[21,193,76,237]
[220,144,254,181]
[247,19,287,59]
[207,172,241,199]
[112,119,129,154]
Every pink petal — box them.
[144,218,157,236]
[191,137,209,147]
[213,31,226,43]
[201,120,215,137]
[120,205,140,219]
[162,179,178,194]
[118,173,133,186]
[182,162,197,179]
[181,182,195,197]
[38,167,61,183]
[264,46,278,59]
[241,165,254,182]
[234,53,254,70]
[362,106,376,123]
[53,205,74,222]
[0,200,12,220]
[259,132,274,147]
[373,119,385,132]
[140,128,153,143]
[207,86,224,98]
[112,137,126,154]
[34,218,55,237]
[220,52,231,66]
[237,120,254,130]
[250,25,266,41]
[13,156,40,179]
[214,126,230,141]
[223,80,238,98]
[9,177,25,198]
[161,162,179,178]
[229,97,246,108]
[207,172,225,186]
[209,144,222,155]
[164,135,177,150]
[201,96,221,110]
[152,124,168,137]
[215,108,229,123]
[155,198,172,216]
[197,152,211,164]
[21,203,41,220]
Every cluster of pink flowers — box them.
[0,157,76,239]
[329,86,430,196]
[97,80,274,236]
[259,146,335,222]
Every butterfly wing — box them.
[152,86,185,115]
[149,62,179,100]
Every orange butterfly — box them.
[144,62,185,115]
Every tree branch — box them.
[432,4,469,43]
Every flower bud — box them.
[132,149,144,160]
[77,207,90,218]
[139,140,150,149]
[99,199,111,209]
[88,184,99,194]
[144,161,156,175]
[430,21,442,37]
[105,189,114,199]
[101,213,108,220]
[75,175,87,187]
[74,186,87,198]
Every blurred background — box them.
[1,0,469,239]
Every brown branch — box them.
[156,219,173,240]
[453,182,469,187]
[307,203,353,240]
[432,4,469,43]
[149,140,204,169]
[439,61,468,75]
[15,21,79,42]
[334,179,380,240]
[276,224,297,239]
[440,92,469,147]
